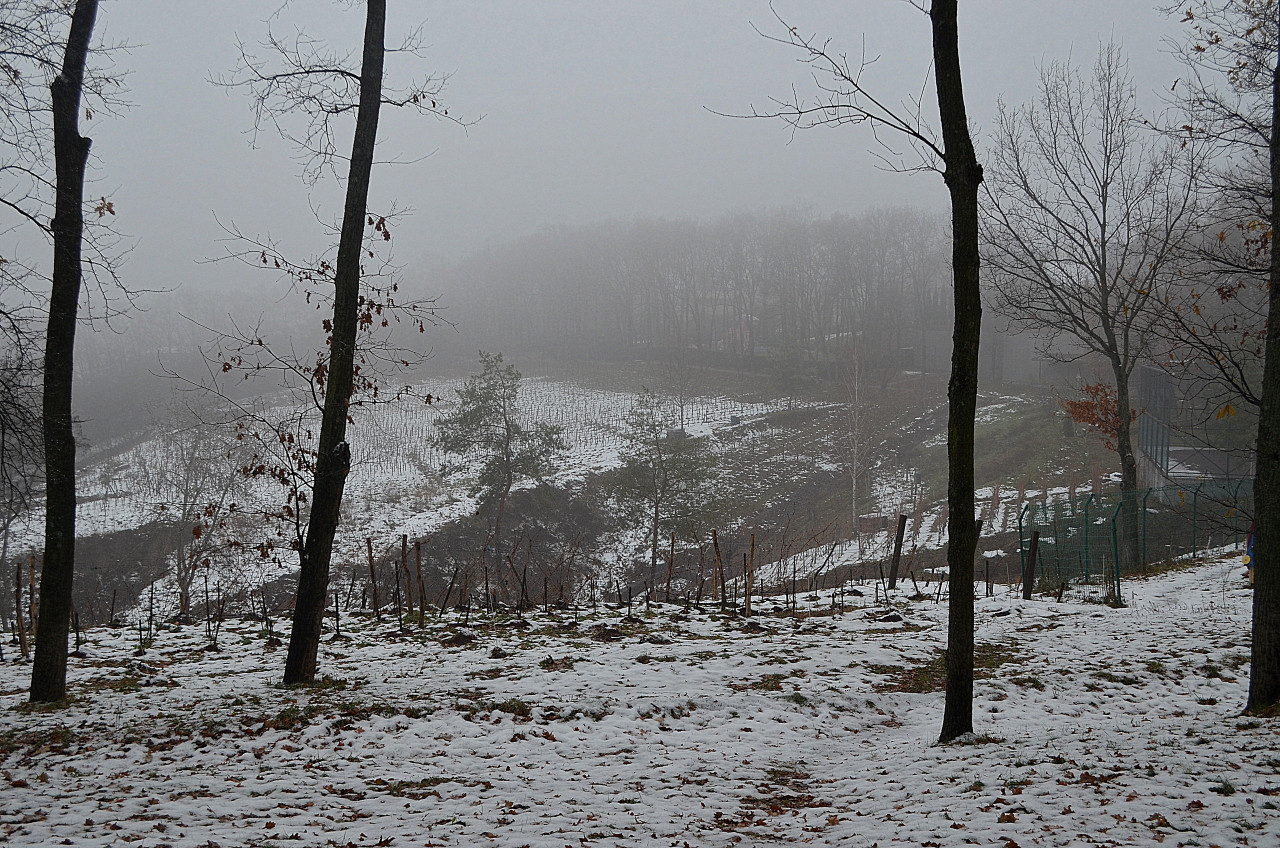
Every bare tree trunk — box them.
[490,479,512,604]
[30,0,99,704]
[15,565,29,661]
[931,0,984,743]
[283,0,384,685]
[414,539,424,626]
[401,534,411,619]
[1247,18,1280,713]
[1112,362,1140,573]
[888,514,907,590]
[650,499,660,587]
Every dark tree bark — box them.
[1113,365,1140,579]
[753,0,983,742]
[1246,10,1280,714]
[930,0,983,744]
[283,0,385,685]
[29,0,98,705]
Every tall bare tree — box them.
[282,0,384,685]
[127,398,248,620]
[752,0,983,742]
[982,43,1203,572]
[215,0,459,684]
[1154,3,1276,435]
[23,0,98,704]
[0,345,41,580]
[928,0,984,745]
[1252,0,1280,713]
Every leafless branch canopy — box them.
[1,0,137,324]
[1147,1,1277,411]
[729,4,944,174]
[215,16,472,185]
[1162,1,1277,225]
[982,43,1205,384]
[0,335,42,522]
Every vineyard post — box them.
[665,532,675,602]
[1022,530,1040,600]
[520,539,532,612]
[366,538,380,621]
[712,529,724,608]
[415,540,425,627]
[888,514,908,590]
[400,534,411,619]
[438,565,458,618]
[783,561,793,614]
[392,556,403,630]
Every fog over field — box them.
[2,2,1277,845]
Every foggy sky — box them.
[84,1,1184,301]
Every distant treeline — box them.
[427,207,952,372]
[70,207,952,445]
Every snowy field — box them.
[2,555,1276,847]
[9,377,786,562]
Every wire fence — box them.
[1016,480,1253,601]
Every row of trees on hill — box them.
[433,207,951,373]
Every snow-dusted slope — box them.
[8,377,782,562]
[1,556,1274,846]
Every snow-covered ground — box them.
[2,555,1275,847]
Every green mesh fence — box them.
[1016,481,1253,600]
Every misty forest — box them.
[2,1,1280,846]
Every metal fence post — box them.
[1111,501,1123,603]
[1083,493,1095,583]
[1232,479,1246,550]
[1192,483,1202,559]
[1141,489,1151,568]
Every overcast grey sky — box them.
[83,1,1185,299]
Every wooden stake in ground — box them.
[392,556,403,630]
[15,565,29,661]
[438,565,459,617]
[344,564,357,611]
[712,529,725,608]
[665,532,675,602]
[414,540,425,627]
[746,533,755,616]
[888,514,908,590]
[401,534,411,620]
[1022,530,1040,601]
[366,538,380,621]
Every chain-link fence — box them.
[1016,480,1253,600]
